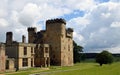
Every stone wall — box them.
[26,18,73,67]
[0,44,6,72]
[18,44,35,70]
[34,44,50,67]
[6,43,35,70]
[6,58,15,71]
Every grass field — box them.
[47,62,120,75]
[3,62,120,75]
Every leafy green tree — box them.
[96,50,114,66]
[73,41,84,63]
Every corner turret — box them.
[27,27,37,43]
[66,28,74,38]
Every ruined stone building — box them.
[0,43,15,72]
[34,44,50,67]
[0,18,73,71]
[5,32,36,70]
[31,18,74,66]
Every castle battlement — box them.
[66,28,73,38]
[6,32,13,35]
[67,28,74,32]
[46,18,66,24]
[27,27,37,32]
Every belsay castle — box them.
[0,18,73,72]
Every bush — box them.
[96,50,114,66]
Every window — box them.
[45,47,49,53]
[22,58,28,67]
[6,60,9,69]
[31,47,33,53]
[24,47,27,55]
[40,47,43,52]
[31,58,33,67]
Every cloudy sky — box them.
[0,0,120,53]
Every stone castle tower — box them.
[27,18,73,66]
[45,19,73,66]
[27,27,37,43]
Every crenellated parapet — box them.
[6,32,13,35]
[66,28,74,38]
[46,18,66,24]
[67,28,74,32]
[27,27,37,32]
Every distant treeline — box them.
[84,53,120,58]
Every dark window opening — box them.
[6,60,9,69]
[45,47,49,53]
[31,58,33,67]
[31,47,33,53]
[24,47,27,55]
[22,58,28,67]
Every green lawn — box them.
[4,62,120,75]
[47,62,120,75]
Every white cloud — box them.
[0,18,8,27]
[18,3,40,26]
[101,13,111,18]
[73,32,85,46]
[68,1,120,53]
[110,0,120,2]
[111,22,120,28]
[108,46,120,53]
[0,0,120,53]
[64,0,96,11]
[67,17,90,32]
[0,9,7,17]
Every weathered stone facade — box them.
[28,18,74,66]
[34,44,50,67]
[0,43,6,72]
[45,19,73,66]
[6,57,15,71]
[5,32,36,70]
[6,42,36,70]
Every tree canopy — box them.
[96,50,114,66]
[73,41,85,63]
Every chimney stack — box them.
[6,32,13,44]
[22,35,26,43]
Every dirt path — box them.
[30,68,80,75]
[5,68,49,75]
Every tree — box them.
[73,41,84,63]
[96,50,114,66]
